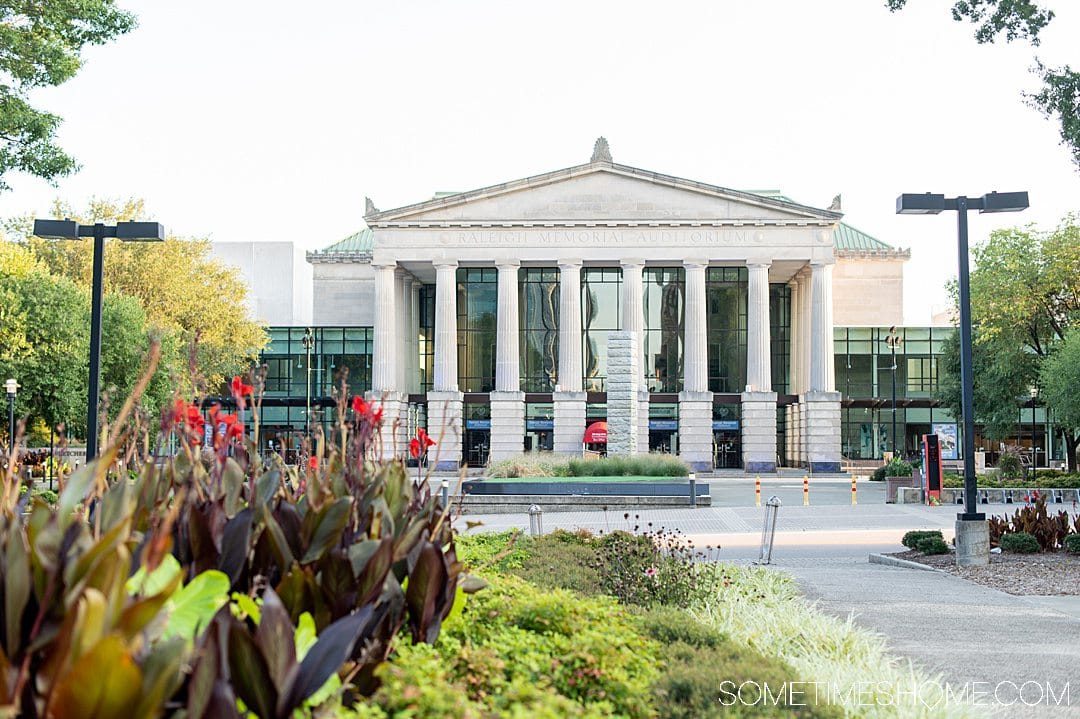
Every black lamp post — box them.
[301,328,315,436]
[897,191,1028,562]
[885,326,903,458]
[32,220,165,461]
[5,378,17,452]
[1030,385,1038,476]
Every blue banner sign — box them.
[526,419,554,430]
[649,420,678,431]
[465,419,491,430]
[712,420,739,431]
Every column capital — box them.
[809,258,836,268]
[683,259,709,271]
[432,258,458,270]
[557,258,583,270]
[746,261,772,271]
[394,266,410,279]
[495,258,521,270]
[620,258,646,269]
[371,260,397,270]
[787,277,799,288]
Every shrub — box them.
[594,525,712,608]
[632,605,726,649]
[996,449,1024,479]
[456,529,529,572]
[902,529,944,550]
[487,452,572,478]
[568,454,690,477]
[1000,532,1041,554]
[513,534,603,596]
[988,496,1071,550]
[873,458,914,482]
[916,537,950,555]
[1064,534,1080,554]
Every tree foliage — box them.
[6,197,267,393]
[887,0,1080,171]
[936,215,1080,469]
[0,0,136,190]
[1040,327,1080,462]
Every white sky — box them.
[2,0,1078,325]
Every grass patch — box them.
[481,474,683,483]
[487,453,690,479]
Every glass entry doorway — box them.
[464,420,490,467]
[713,431,741,469]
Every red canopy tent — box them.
[583,421,608,444]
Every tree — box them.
[0,1,136,191]
[6,197,268,392]
[886,1,1080,170]
[935,215,1080,470]
[0,239,174,446]
[1040,328,1080,471]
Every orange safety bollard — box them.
[803,475,809,506]
[851,475,857,506]
[755,475,761,507]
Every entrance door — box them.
[464,428,490,467]
[713,431,741,469]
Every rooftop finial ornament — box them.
[591,136,612,163]
[365,196,378,215]
[828,194,842,212]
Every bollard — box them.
[440,479,449,508]
[528,504,543,536]
[755,495,782,565]
[689,473,697,508]
[803,475,809,506]
[851,475,857,506]
[755,475,761,507]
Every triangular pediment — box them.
[366,163,841,225]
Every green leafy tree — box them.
[0,1,136,190]
[7,197,267,392]
[886,1,1080,170]
[1040,328,1080,470]
[936,215,1080,470]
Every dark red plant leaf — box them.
[254,588,297,690]
[227,616,278,719]
[187,502,225,575]
[300,497,351,564]
[350,537,394,607]
[218,507,253,587]
[278,606,373,715]
[405,540,449,644]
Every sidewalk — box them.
[777,558,1080,718]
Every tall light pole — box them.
[897,191,1028,566]
[1030,385,1038,476]
[301,328,315,437]
[5,378,17,452]
[33,220,165,460]
[885,326,903,458]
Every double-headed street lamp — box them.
[897,191,1028,565]
[301,328,315,436]
[1029,384,1038,476]
[32,219,165,461]
[5,378,17,451]
[885,326,903,457]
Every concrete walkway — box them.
[777,558,1080,718]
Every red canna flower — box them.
[308,455,319,470]
[231,375,254,410]
[417,428,436,450]
[227,420,245,441]
[351,395,370,416]
[409,438,421,459]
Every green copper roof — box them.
[747,190,895,252]
[316,227,373,255]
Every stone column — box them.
[678,260,713,471]
[621,259,649,453]
[741,262,777,472]
[796,268,812,467]
[805,260,841,472]
[490,260,525,461]
[395,269,408,393]
[606,331,639,456]
[427,259,463,470]
[553,259,586,455]
[369,261,405,459]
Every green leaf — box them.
[51,634,143,719]
[231,591,261,624]
[126,554,181,596]
[163,570,230,641]
[301,497,351,564]
[4,528,30,655]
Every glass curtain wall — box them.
[769,283,791,394]
[519,268,560,392]
[457,268,497,393]
[419,285,435,393]
[643,268,684,392]
[706,268,747,393]
[582,268,623,391]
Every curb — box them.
[868,553,946,573]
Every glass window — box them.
[419,285,436,393]
[520,268,560,392]
[770,283,791,394]
[644,267,684,392]
[582,268,623,391]
[706,267,746,393]
[457,268,497,393]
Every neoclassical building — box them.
[302,140,913,471]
